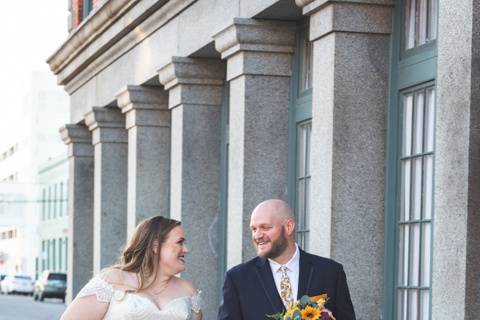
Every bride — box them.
[60,216,202,320]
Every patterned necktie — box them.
[279,265,293,309]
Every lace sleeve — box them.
[76,276,114,303]
[191,290,203,313]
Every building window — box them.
[289,21,312,251]
[218,82,230,298]
[404,0,438,50]
[83,0,93,19]
[396,85,435,320]
[59,182,64,217]
[42,188,46,220]
[41,240,45,272]
[59,238,63,271]
[385,0,437,319]
[47,186,52,220]
[47,239,51,270]
[53,184,58,219]
[52,239,56,271]
[65,237,68,271]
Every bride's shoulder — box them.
[99,268,139,290]
[172,277,198,296]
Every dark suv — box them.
[33,271,67,303]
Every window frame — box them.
[288,20,313,251]
[383,0,438,319]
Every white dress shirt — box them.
[268,244,300,301]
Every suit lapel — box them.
[297,249,314,299]
[255,257,284,312]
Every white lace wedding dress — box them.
[77,276,202,320]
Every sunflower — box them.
[300,305,321,320]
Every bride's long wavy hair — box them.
[116,215,181,291]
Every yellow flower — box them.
[300,305,321,320]
[285,306,300,317]
[311,294,328,308]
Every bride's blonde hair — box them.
[117,215,181,290]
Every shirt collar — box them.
[268,244,300,273]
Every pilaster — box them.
[158,56,225,320]
[59,124,94,303]
[84,107,128,273]
[296,0,392,317]
[214,18,295,267]
[117,85,170,236]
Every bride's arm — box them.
[61,269,126,320]
[60,294,110,320]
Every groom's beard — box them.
[258,228,288,260]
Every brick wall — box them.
[68,0,101,32]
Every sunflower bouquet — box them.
[268,294,336,320]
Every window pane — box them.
[412,158,422,220]
[429,0,438,41]
[401,160,411,222]
[300,33,313,92]
[402,225,410,286]
[409,290,418,319]
[297,126,307,176]
[398,226,405,285]
[397,289,407,320]
[421,223,431,286]
[409,223,420,286]
[405,0,416,49]
[413,91,425,154]
[417,0,428,45]
[420,290,430,320]
[425,88,435,152]
[423,155,433,220]
[405,0,437,50]
[403,94,414,156]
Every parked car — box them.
[33,271,67,302]
[0,275,34,295]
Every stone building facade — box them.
[48,0,479,319]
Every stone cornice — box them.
[117,85,170,129]
[47,0,196,93]
[297,0,394,16]
[213,18,296,60]
[84,107,126,131]
[158,57,225,90]
[60,124,92,145]
[116,85,169,113]
[48,0,138,75]
[307,1,393,41]
[59,124,94,158]
[158,57,225,109]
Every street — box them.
[0,294,65,320]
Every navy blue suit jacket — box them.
[218,250,356,320]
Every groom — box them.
[218,199,356,320]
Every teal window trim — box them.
[83,0,93,19]
[65,237,68,271]
[288,20,313,250]
[218,82,230,301]
[384,0,437,319]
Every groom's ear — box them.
[285,218,296,236]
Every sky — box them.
[0,1,69,149]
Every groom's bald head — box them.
[251,199,294,222]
